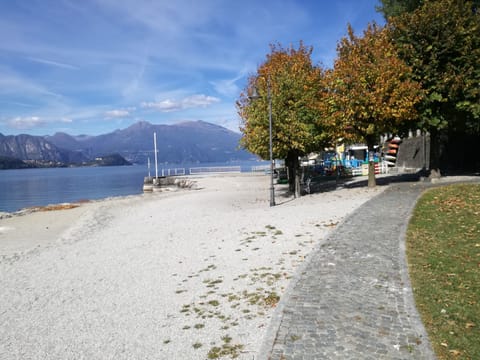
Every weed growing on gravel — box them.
[290,335,301,342]
[192,342,202,349]
[222,335,232,343]
[199,264,217,272]
[265,292,280,306]
[207,336,244,359]
[204,278,223,288]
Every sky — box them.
[0,0,385,136]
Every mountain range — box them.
[0,120,254,168]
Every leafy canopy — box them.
[237,43,328,160]
[323,23,424,146]
[376,0,424,19]
[390,0,480,134]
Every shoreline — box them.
[1,173,385,359]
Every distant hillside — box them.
[0,133,87,164]
[0,156,32,169]
[90,154,132,167]
[46,120,253,164]
[0,120,254,168]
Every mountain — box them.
[0,133,88,164]
[47,120,253,164]
[1,120,253,167]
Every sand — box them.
[0,173,384,360]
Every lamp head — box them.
[248,86,260,100]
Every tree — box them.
[237,43,328,197]
[385,0,480,176]
[376,0,424,19]
[377,0,480,19]
[322,23,423,187]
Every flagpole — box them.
[154,132,158,180]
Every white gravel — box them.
[0,174,384,359]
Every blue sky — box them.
[0,0,384,136]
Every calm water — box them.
[0,161,266,213]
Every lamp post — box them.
[250,77,275,207]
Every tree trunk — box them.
[367,139,376,188]
[286,152,301,198]
[428,127,442,179]
[294,163,301,198]
[286,153,295,193]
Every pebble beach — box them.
[0,173,384,360]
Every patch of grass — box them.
[407,184,480,359]
[254,231,267,237]
[265,292,280,307]
[199,264,217,272]
[193,323,205,329]
[208,300,220,307]
[290,334,301,342]
[207,342,244,359]
[204,278,223,288]
[228,294,240,302]
[222,335,232,344]
[192,342,202,349]
[180,304,191,313]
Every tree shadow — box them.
[271,170,480,203]
[342,172,422,189]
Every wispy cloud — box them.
[0,67,63,98]
[211,68,251,97]
[104,108,135,119]
[26,57,80,70]
[141,94,220,112]
[7,116,46,130]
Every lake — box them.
[0,161,268,213]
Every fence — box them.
[251,165,270,173]
[189,166,242,175]
[152,161,389,179]
[160,168,186,176]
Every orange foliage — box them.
[323,23,424,145]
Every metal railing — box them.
[189,166,242,174]
[161,168,186,176]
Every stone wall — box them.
[395,133,430,171]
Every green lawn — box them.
[407,184,480,359]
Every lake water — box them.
[0,161,267,213]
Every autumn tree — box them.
[237,43,328,197]
[376,0,424,19]
[322,23,423,187]
[387,0,480,176]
